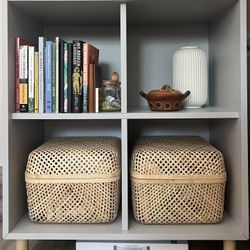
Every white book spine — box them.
[28,47,34,96]
[55,37,59,113]
[95,88,99,113]
[20,45,28,79]
[38,37,45,113]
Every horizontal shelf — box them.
[6,213,245,240]
[127,107,239,119]
[11,112,123,120]
[12,107,238,120]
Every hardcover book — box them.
[34,52,39,113]
[19,45,29,112]
[52,42,56,112]
[28,46,35,112]
[38,37,46,113]
[67,43,73,113]
[88,64,95,113]
[59,40,65,113]
[16,37,29,112]
[72,40,84,113]
[83,43,99,112]
[63,42,68,113]
[55,37,60,113]
[45,41,53,113]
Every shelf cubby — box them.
[7,0,122,114]
[127,0,244,118]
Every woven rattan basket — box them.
[25,137,120,223]
[131,136,226,224]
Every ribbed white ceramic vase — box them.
[173,46,208,108]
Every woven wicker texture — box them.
[26,137,120,223]
[26,182,119,223]
[131,136,225,177]
[131,136,226,224]
[26,137,120,176]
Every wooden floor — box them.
[0,167,249,250]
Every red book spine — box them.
[83,44,89,112]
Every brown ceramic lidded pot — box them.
[140,85,190,111]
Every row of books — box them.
[16,37,101,113]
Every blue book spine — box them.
[63,42,68,113]
[45,41,52,113]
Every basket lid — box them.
[25,137,120,183]
[130,136,226,182]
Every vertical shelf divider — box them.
[240,0,248,236]
[121,118,128,230]
[120,3,127,114]
[120,3,128,230]
[2,0,8,238]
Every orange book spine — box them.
[83,43,99,112]
[88,64,95,113]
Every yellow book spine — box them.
[20,83,28,105]
[34,52,39,113]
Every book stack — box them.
[16,37,101,113]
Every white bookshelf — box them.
[2,0,248,249]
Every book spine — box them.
[45,41,52,113]
[16,38,29,112]
[15,38,20,112]
[83,43,88,113]
[95,88,99,113]
[59,41,64,113]
[67,43,73,113]
[34,52,39,113]
[83,43,99,113]
[63,42,68,113]
[72,41,83,113]
[38,37,45,113]
[28,46,35,112]
[52,43,56,113]
[19,45,28,112]
[88,64,95,113]
[55,37,60,113]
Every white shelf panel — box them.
[12,107,239,120]
[12,113,123,120]
[6,213,245,240]
[127,106,239,119]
